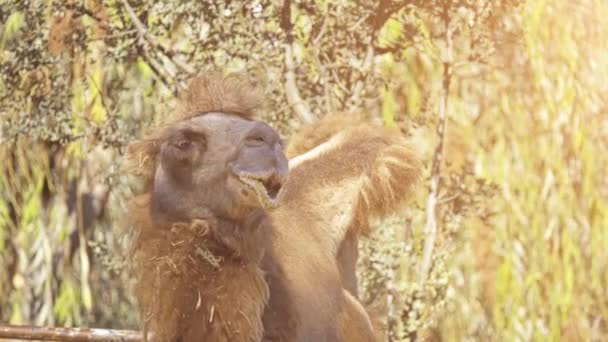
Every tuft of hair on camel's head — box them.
[126,71,287,342]
[128,71,265,185]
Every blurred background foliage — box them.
[0,0,606,341]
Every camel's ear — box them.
[281,114,422,253]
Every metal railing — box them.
[0,325,142,341]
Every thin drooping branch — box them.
[138,46,180,96]
[348,37,375,109]
[311,14,332,114]
[0,324,142,342]
[385,260,397,341]
[418,3,452,285]
[284,44,316,124]
[121,0,195,76]
[281,0,316,124]
[348,0,412,110]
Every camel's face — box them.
[151,113,288,223]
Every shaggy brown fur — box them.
[339,290,381,342]
[284,113,421,291]
[131,195,271,342]
[127,71,288,341]
[278,113,421,339]
[127,71,422,342]
[286,113,421,235]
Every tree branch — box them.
[138,46,180,97]
[281,0,316,124]
[418,2,452,285]
[284,44,316,124]
[311,14,332,114]
[120,0,195,76]
[348,37,375,109]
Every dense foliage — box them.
[1,0,606,340]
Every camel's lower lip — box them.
[238,175,283,209]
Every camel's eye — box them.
[176,140,193,150]
[247,136,265,146]
[246,133,268,147]
[173,129,206,151]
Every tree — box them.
[3,0,607,340]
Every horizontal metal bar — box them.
[0,324,142,341]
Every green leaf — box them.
[2,11,24,44]
[382,87,396,128]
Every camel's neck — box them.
[139,185,271,265]
[206,210,271,265]
[133,205,271,342]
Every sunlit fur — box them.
[285,112,422,246]
[281,113,422,339]
[126,72,274,342]
[126,72,422,341]
[339,290,383,341]
[130,196,269,341]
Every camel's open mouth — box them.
[238,173,285,209]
